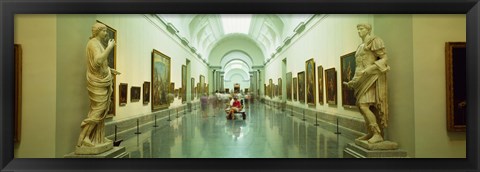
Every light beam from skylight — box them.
[221,14,252,35]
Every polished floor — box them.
[121,102,354,158]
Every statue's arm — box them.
[93,39,115,66]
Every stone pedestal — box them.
[343,143,407,158]
[64,146,128,158]
[74,140,113,155]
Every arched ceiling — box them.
[158,14,313,64]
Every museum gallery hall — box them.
[13,14,466,158]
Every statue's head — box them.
[356,23,372,38]
[90,23,107,39]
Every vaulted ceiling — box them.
[157,14,313,81]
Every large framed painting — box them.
[317,65,324,105]
[191,78,195,101]
[131,86,141,102]
[199,75,205,95]
[325,68,337,105]
[340,52,357,108]
[143,82,150,105]
[96,20,117,117]
[151,49,171,111]
[305,58,316,106]
[181,65,187,103]
[14,44,22,143]
[286,72,292,101]
[445,42,466,132]
[297,71,305,103]
[278,78,282,97]
[293,77,298,101]
[119,83,128,106]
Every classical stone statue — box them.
[75,23,121,154]
[343,23,390,145]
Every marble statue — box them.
[343,23,390,145]
[75,22,121,155]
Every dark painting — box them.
[325,68,337,105]
[317,65,324,105]
[340,52,357,108]
[445,42,466,132]
[298,71,305,103]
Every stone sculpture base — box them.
[74,141,113,155]
[355,139,398,150]
[65,146,128,158]
[343,143,407,158]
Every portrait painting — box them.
[119,83,128,106]
[298,71,305,103]
[182,65,187,103]
[14,44,22,143]
[325,68,337,105]
[131,86,141,102]
[286,72,292,101]
[340,52,357,108]
[293,77,298,101]
[97,20,117,116]
[143,82,150,104]
[191,78,195,100]
[445,42,466,132]
[317,65,324,105]
[151,49,171,111]
[305,58,316,106]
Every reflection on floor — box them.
[121,102,353,158]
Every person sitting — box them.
[227,96,242,120]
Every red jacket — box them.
[232,100,241,108]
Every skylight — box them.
[221,14,252,34]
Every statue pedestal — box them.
[64,146,128,158]
[343,142,407,158]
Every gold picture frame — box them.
[445,42,466,132]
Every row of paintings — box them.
[99,21,208,115]
[267,52,357,108]
[118,83,149,106]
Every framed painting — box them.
[151,49,171,111]
[131,86,141,102]
[306,58,316,106]
[14,44,22,143]
[119,83,128,106]
[96,20,117,117]
[445,42,466,132]
[200,75,205,95]
[298,71,305,104]
[170,82,175,94]
[182,65,187,103]
[143,82,150,104]
[278,78,282,97]
[317,65,324,105]
[293,77,298,101]
[269,79,273,98]
[191,78,195,100]
[286,72,292,101]
[340,52,357,108]
[196,83,200,97]
[325,68,337,105]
